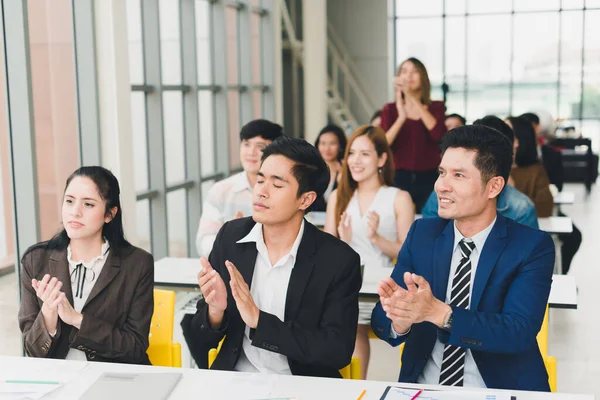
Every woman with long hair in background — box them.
[313,124,347,212]
[325,125,414,379]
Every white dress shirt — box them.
[417,218,497,387]
[233,220,305,375]
[195,172,254,256]
[65,239,110,360]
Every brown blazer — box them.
[18,244,154,364]
[511,162,554,218]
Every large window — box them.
[127,0,275,258]
[394,0,600,148]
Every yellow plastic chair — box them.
[536,305,557,392]
[209,340,360,379]
[339,357,361,379]
[545,355,557,392]
[147,289,182,367]
[537,305,550,359]
[208,337,225,368]
[399,342,405,369]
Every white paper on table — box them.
[0,382,60,400]
[0,359,88,399]
[382,386,512,400]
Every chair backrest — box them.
[148,289,176,366]
[536,305,549,359]
[545,355,557,392]
[339,357,361,379]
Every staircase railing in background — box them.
[280,1,377,133]
[326,26,378,124]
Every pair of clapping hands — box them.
[32,274,83,330]
[196,258,259,329]
[378,271,451,334]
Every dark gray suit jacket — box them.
[18,244,154,364]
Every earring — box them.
[378,167,382,175]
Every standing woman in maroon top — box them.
[380,58,446,213]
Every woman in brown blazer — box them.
[507,116,554,217]
[507,116,582,274]
[18,166,154,364]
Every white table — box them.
[539,216,573,234]
[0,356,593,400]
[306,211,326,227]
[154,257,201,291]
[155,258,578,309]
[553,191,575,205]
[305,212,422,228]
[547,274,578,309]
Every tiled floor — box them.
[0,183,597,397]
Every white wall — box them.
[327,0,393,122]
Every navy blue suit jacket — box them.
[371,214,555,391]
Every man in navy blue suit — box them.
[371,125,555,391]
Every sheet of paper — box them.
[0,382,60,399]
[382,386,512,400]
[0,359,88,400]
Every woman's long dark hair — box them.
[24,166,131,257]
[508,116,540,167]
[314,124,347,161]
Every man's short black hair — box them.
[473,115,514,145]
[440,125,513,185]
[240,119,284,142]
[261,136,330,213]
[519,112,540,126]
[445,113,466,126]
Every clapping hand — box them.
[366,211,380,242]
[197,257,228,313]
[337,212,352,243]
[226,260,260,329]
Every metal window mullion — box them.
[131,84,155,92]
[260,0,275,120]
[238,0,252,124]
[508,0,515,115]
[1,0,41,297]
[442,0,447,104]
[211,0,231,176]
[180,0,202,257]
[464,9,468,119]
[556,8,562,118]
[578,6,586,122]
[72,0,101,166]
[141,0,168,258]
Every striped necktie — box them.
[439,239,476,387]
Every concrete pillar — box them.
[94,0,138,245]
[302,0,328,143]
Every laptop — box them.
[80,372,182,400]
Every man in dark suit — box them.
[187,136,362,377]
[371,125,555,391]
